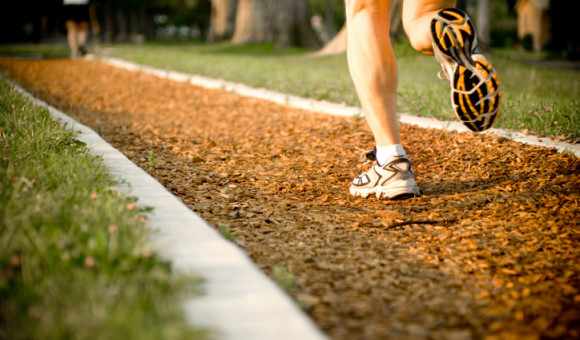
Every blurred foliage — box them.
[489,0,518,48]
[145,0,211,28]
[309,0,346,32]
[1,0,576,57]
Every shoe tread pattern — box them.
[431,8,502,132]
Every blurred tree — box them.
[488,0,517,48]
[274,0,320,48]
[0,0,61,43]
[309,0,345,40]
[315,24,346,56]
[324,0,336,36]
[476,0,490,49]
[154,0,211,37]
[98,0,153,43]
[231,0,320,48]
[316,0,403,56]
[208,0,237,41]
[231,0,269,44]
[389,0,403,40]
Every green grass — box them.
[271,264,297,295]
[0,41,577,138]
[0,43,70,59]
[218,223,236,242]
[0,78,206,339]
[99,40,579,139]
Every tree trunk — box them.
[389,0,404,40]
[129,10,143,43]
[275,0,320,49]
[231,0,268,44]
[140,6,155,40]
[115,7,128,42]
[209,0,237,42]
[476,0,490,49]
[324,0,336,36]
[232,0,319,48]
[103,2,115,43]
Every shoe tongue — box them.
[365,147,377,162]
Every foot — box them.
[431,8,502,132]
[350,148,421,200]
[79,45,89,56]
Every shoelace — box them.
[354,146,376,165]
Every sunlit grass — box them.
[0,78,207,339]
[101,40,579,139]
[1,40,577,138]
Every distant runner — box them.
[345,0,502,199]
[63,0,91,58]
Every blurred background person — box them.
[63,0,90,58]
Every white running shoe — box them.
[350,148,421,200]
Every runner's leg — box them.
[345,0,400,148]
[66,20,79,58]
[345,0,420,199]
[77,21,89,48]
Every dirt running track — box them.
[1,58,579,340]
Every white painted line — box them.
[100,56,579,158]
[8,79,329,340]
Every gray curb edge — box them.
[7,78,329,340]
[99,56,579,158]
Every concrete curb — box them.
[8,79,329,340]
[100,56,579,158]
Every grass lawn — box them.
[98,40,579,140]
[0,43,70,59]
[0,77,206,339]
[1,41,578,138]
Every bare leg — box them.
[402,0,456,55]
[77,21,89,48]
[346,0,420,199]
[66,20,79,58]
[345,0,400,148]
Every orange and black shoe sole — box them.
[431,8,502,132]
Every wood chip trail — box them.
[1,58,578,340]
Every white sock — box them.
[375,144,406,165]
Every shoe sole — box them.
[350,181,421,200]
[431,8,502,132]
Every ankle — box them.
[375,144,406,165]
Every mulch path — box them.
[1,58,579,340]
